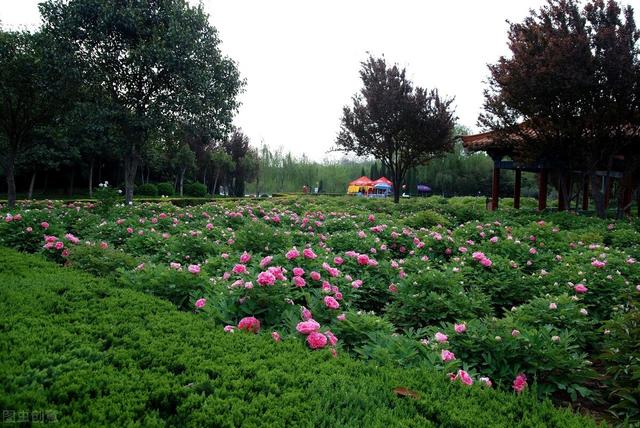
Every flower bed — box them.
[1,195,638,422]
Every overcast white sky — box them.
[2,0,639,160]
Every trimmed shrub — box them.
[157,182,175,197]
[183,182,208,197]
[137,183,159,196]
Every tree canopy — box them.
[479,0,640,216]
[40,0,243,203]
[335,55,456,202]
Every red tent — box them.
[349,176,373,186]
[372,177,392,186]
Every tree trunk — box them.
[212,169,220,196]
[43,171,49,195]
[5,146,17,208]
[88,158,94,198]
[28,171,36,200]
[203,167,207,186]
[590,174,606,218]
[179,168,186,197]
[67,167,75,198]
[124,155,138,204]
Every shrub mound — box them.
[0,248,596,427]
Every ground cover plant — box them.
[0,248,599,427]
[1,195,639,424]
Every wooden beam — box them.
[513,169,521,209]
[491,166,500,211]
[538,170,548,211]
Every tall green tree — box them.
[0,29,76,207]
[41,0,243,204]
[335,56,456,202]
[480,0,640,217]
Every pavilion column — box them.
[491,165,500,211]
[538,169,548,211]
[604,177,613,209]
[513,169,522,209]
[582,178,589,211]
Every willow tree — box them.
[335,56,456,203]
[41,0,243,204]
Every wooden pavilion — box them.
[461,130,637,214]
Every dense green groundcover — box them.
[0,248,598,427]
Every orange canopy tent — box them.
[371,177,393,187]
[347,176,374,194]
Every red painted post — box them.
[513,169,521,209]
[558,176,566,211]
[491,166,500,211]
[538,170,548,211]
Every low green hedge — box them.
[0,248,598,427]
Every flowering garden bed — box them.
[0,248,598,426]
[1,196,638,424]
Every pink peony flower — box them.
[457,370,473,386]
[435,332,448,343]
[292,267,305,277]
[54,241,64,250]
[472,251,485,261]
[454,323,467,334]
[259,256,272,268]
[512,374,528,393]
[333,256,344,265]
[232,264,247,274]
[325,330,338,346]
[239,251,251,263]
[293,276,306,288]
[511,329,520,337]
[337,313,346,321]
[479,376,492,387]
[188,264,201,274]
[480,257,493,267]
[388,283,398,293]
[285,248,300,260]
[441,349,456,362]
[591,260,606,268]
[257,270,276,286]
[357,254,370,265]
[574,284,588,293]
[296,319,321,334]
[301,306,312,321]
[224,325,235,333]
[302,248,317,259]
[40,221,49,229]
[271,331,281,342]
[99,241,109,249]
[310,271,321,281]
[324,296,340,310]
[307,332,328,349]
[195,298,207,308]
[25,227,33,233]
[238,316,261,333]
